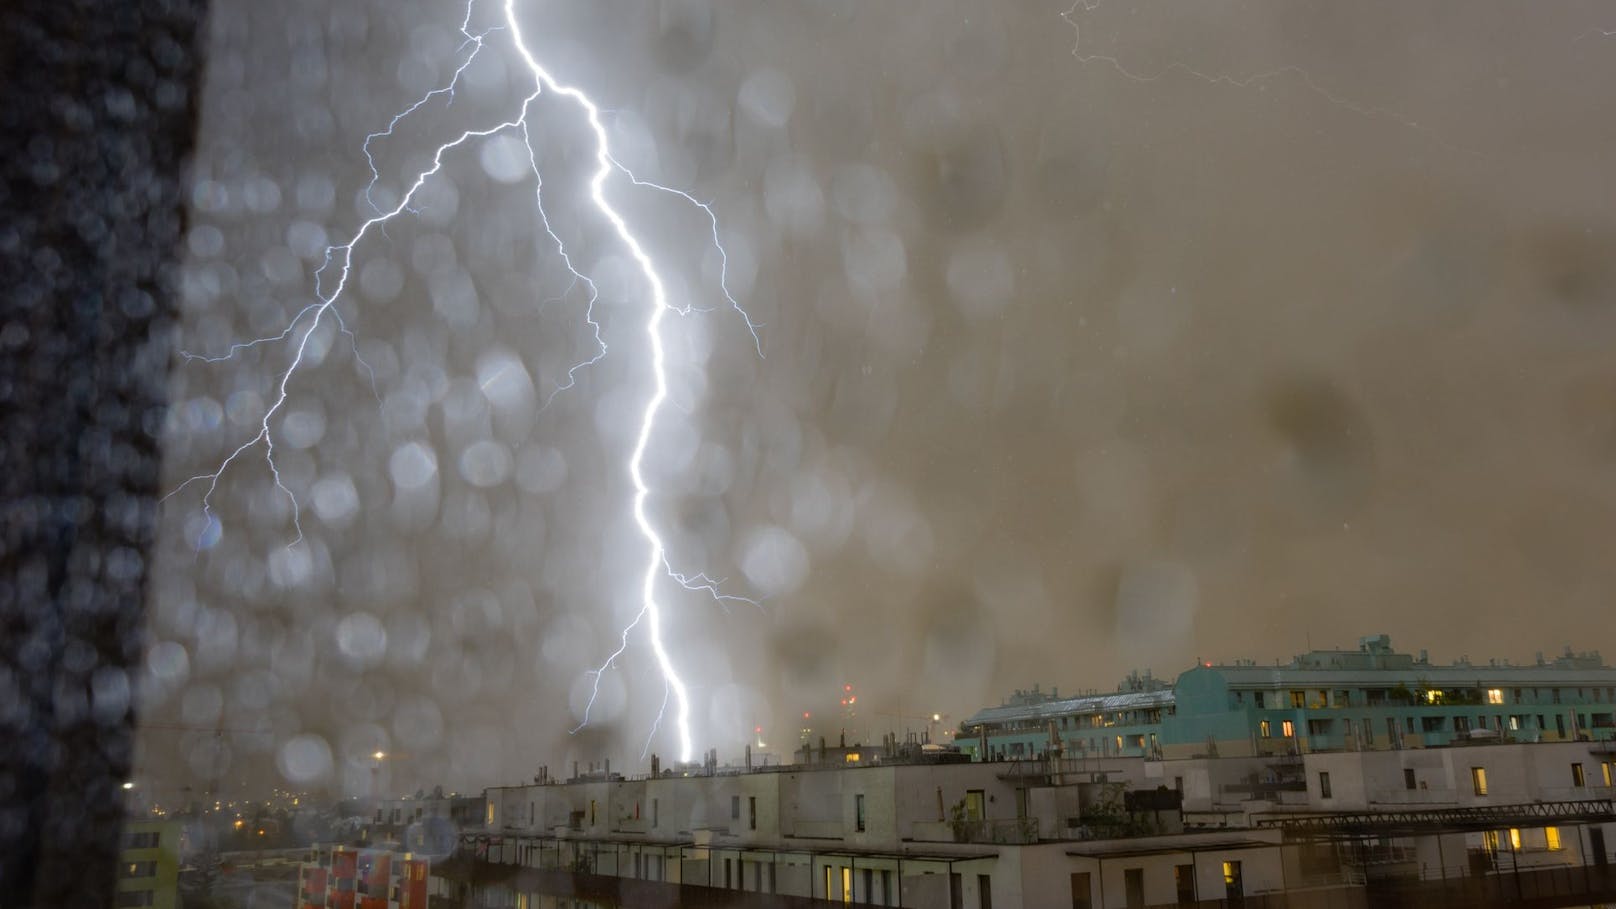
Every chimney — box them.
[745,745,752,769]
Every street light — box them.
[373,751,386,761]
[122,781,135,790]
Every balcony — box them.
[952,817,1039,845]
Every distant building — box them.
[297,844,430,909]
[367,792,485,855]
[961,636,1616,761]
[117,819,181,908]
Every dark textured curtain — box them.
[0,0,207,905]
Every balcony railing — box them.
[950,817,1039,845]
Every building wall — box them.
[118,820,181,909]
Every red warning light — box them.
[844,684,852,692]
[754,726,762,734]
[803,712,811,719]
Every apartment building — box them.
[297,844,430,909]
[117,819,182,909]
[962,636,1616,762]
[458,749,1293,909]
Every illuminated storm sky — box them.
[143,0,1616,795]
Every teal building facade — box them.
[962,636,1616,761]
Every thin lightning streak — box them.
[163,101,541,551]
[361,8,500,214]
[518,118,608,409]
[616,170,765,356]
[1061,0,1469,154]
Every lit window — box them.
[844,753,860,763]
[1426,690,1444,705]
[1259,720,1271,738]
[1281,720,1295,738]
[1509,828,1521,851]
[1603,762,1613,788]
[1572,763,1586,788]
[1546,827,1562,850]
[1487,689,1504,705]
[1471,767,1488,796]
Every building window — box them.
[1254,691,1265,709]
[731,795,740,820]
[1290,691,1305,708]
[1319,772,1332,799]
[1603,762,1613,788]
[652,799,659,828]
[1404,768,1417,791]
[1361,718,1374,745]
[1222,861,1243,899]
[1510,828,1522,851]
[1487,689,1504,705]
[123,861,158,879]
[855,794,866,832]
[1546,827,1562,851]
[749,796,757,831]
[1513,688,1522,703]
[1573,763,1586,788]
[124,832,159,849]
[1281,720,1295,738]
[1259,720,1271,738]
[1471,767,1488,796]
[978,873,993,909]
[116,892,155,908]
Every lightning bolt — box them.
[165,0,764,764]
[1061,0,1470,154]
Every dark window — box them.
[1124,868,1145,909]
[125,832,159,849]
[1404,768,1417,790]
[749,795,757,830]
[731,795,740,819]
[1175,864,1196,905]
[979,873,993,909]
[1071,872,1093,909]
[1254,692,1265,708]
[855,793,867,832]
[117,892,155,908]
[1318,772,1332,799]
